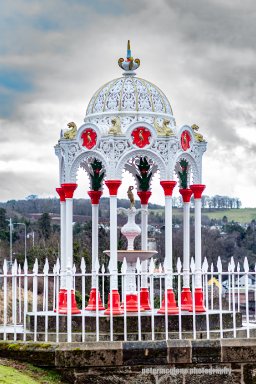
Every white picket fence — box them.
[0,255,255,343]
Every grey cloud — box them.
[0,0,256,206]
[0,170,57,201]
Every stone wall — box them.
[0,339,256,383]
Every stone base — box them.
[1,339,256,383]
[27,310,242,336]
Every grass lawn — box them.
[201,208,256,224]
[0,359,65,384]
[151,208,256,224]
[0,366,38,384]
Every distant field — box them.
[151,208,256,224]
[201,208,256,224]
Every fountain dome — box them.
[84,43,175,135]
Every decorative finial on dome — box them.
[118,40,140,76]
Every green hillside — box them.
[201,208,256,224]
[0,360,64,383]
[153,208,256,224]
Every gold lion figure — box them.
[108,117,122,135]
[191,124,205,142]
[154,118,174,136]
[64,122,77,140]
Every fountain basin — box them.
[103,250,157,263]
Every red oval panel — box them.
[131,127,151,148]
[181,130,191,151]
[81,128,97,149]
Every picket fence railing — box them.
[0,255,255,343]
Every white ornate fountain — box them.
[104,187,157,311]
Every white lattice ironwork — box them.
[55,116,206,185]
[55,44,207,184]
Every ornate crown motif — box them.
[118,40,140,75]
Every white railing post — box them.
[202,258,210,339]
[121,258,127,341]
[228,262,231,311]
[190,257,196,339]
[55,259,60,343]
[159,263,162,303]
[149,258,155,340]
[244,257,250,338]
[18,264,22,324]
[3,259,8,340]
[136,258,142,341]
[177,257,182,340]
[95,257,100,342]
[237,262,240,312]
[108,260,114,341]
[43,258,49,342]
[33,258,38,342]
[230,257,236,338]
[254,264,256,322]
[211,263,214,310]
[81,257,86,342]
[23,259,28,342]
[101,264,105,308]
[217,257,223,338]
[12,260,17,341]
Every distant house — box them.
[222,274,256,306]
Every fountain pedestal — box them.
[104,206,157,312]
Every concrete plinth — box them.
[1,338,256,383]
[27,310,242,336]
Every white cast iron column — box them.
[86,190,105,310]
[179,188,193,311]
[60,183,80,314]
[158,181,178,314]
[141,203,148,285]
[104,180,123,315]
[137,190,151,310]
[56,187,66,289]
[190,184,206,312]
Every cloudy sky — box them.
[1,0,256,207]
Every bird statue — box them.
[127,186,135,208]
[138,129,144,144]
[87,130,92,144]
